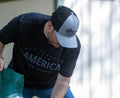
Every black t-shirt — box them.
[0,12,81,89]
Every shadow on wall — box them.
[0,0,16,2]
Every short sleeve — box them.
[60,37,81,77]
[0,16,20,44]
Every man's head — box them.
[45,5,79,48]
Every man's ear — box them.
[47,21,53,31]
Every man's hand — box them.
[0,57,4,71]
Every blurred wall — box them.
[62,0,120,98]
[0,0,54,67]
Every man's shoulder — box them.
[19,12,50,24]
[76,36,81,50]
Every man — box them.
[0,5,81,98]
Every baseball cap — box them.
[51,5,79,48]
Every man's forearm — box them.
[0,41,5,71]
[51,74,70,98]
[0,41,4,57]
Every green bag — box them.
[0,68,24,98]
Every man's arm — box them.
[51,73,70,98]
[0,41,5,71]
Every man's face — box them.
[47,28,60,48]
